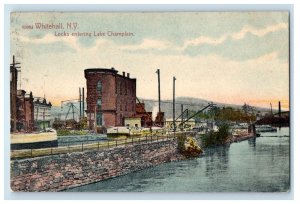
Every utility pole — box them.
[10,55,21,132]
[173,76,176,132]
[43,108,46,131]
[79,88,82,120]
[156,69,161,113]
[82,87,85,118]
[181,104,184,131]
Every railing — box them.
[11,133,192,160]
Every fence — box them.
[11,132,197,160]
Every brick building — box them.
[14,90,35,132]
[24,92,34,131]
[135,103,153,127]
[85,68,136,129]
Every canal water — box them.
[65,127,290,192]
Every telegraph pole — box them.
[10,55,21,132]
[79,88,82,119]
[173,76,176,132]
[82,87,85,118]
[156,69,161,113]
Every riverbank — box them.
[65,127,289,192]
[226,132,256,144]
[11,137,188,192]
[10,131,255,192]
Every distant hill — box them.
[140,97,271,119]
[50,97,271,121]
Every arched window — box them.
[97,81,102,93]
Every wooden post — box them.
[156,69,161,113]
[82,87,85,118]
[79,88,82,119]
[173,76,176,132]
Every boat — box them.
[11,129,58,150]
[255,125,277,133]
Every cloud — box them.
[182,22,288,48]
[13,33,81,52]
[231,22,288,40]
[12,21,288,62]
[120,39,172,51]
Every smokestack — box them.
[122,72,125,77]
[279,101,281,118]
[127,73,130,78]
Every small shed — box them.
[124,117,141,128]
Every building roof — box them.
[165,118,195,122]
[84,67,136,80]
[84,67,119,75]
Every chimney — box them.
[127,73,130,78]
[279,101,281,118]
[122,72,125,77]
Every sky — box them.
[10,12,289,110]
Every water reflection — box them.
[248,137,256,148]
[204,145,230,178]
[66,127,290,192]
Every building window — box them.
[97,81,102,94]
[119,82,122,95]
[125,82,127,95]
[96,112,102,126]
[97,98,102,110]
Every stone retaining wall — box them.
[11,139,185,192]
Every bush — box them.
[177,134,203,157]
[57,129,88,136]
[201,123,230,148]
[57,129,71,136]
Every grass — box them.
[57,129,89,136]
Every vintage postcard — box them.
[10,12,290,192]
